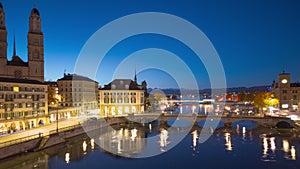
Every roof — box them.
[291,82,300,87]
[7,56,28,66]
[44,81,58,86]
[58,74,97,83]
[0,77,44,85]
[100,79,143,90]
[31,8,40,16]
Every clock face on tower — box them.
[281,79,288,84]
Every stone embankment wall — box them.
[0,117,130,159]
[0,138,42,159]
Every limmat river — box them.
[0,121,300,169]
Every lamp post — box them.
[56,107,58,133]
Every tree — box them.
[237,92,256,102]
[253,92,279,115]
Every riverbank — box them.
[0,115,299,160]
[0,117,129,160]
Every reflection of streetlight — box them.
[291,146,296,160]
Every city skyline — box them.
[1,0,300,89]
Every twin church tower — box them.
[0,3,44,82]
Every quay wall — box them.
[0,138,41,159]
[0,117,129,159]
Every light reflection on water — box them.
[159,128,169,152]
[0,124,300,169]
[224,132,233,151]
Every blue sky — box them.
[2,0,300,89]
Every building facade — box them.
[45,81,59,106]
[0,4,48,134]
[0,78,48,134]
[57,74,99,117]
[99,78,147,116]
[0,4,44,82]
[272,71,300,111]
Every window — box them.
[104,97,109,103]
[33,50,39,59]
[14,70,22,79]
[124,98,129,103]
[131,97,136,103]
[111,98,116,103]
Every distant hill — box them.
[148,85,270,95]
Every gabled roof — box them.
[7,55,28,66]
[100,79,143,90]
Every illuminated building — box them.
[99,75,147,116]
[272,71,300,110]
[0,4,48,134]
[45,81,59,107]
[57,74,99,116]
[0,78,48,134]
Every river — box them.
[0,121,299,169]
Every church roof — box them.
[7,56,28,66]
[0,77,43,85]
[31,8,40,16]
[100,79,143,90]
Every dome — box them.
[31,8,40,16]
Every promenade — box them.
[0,117,83,145]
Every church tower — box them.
[28,7,44,82]
[278,71,291,109]
[0,3,7,76]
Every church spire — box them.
[13,35,16,56]
[134,68,137,83]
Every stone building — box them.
[272,71,300,111]
[0,78,48,134]
[99,76,147,116]
[57,74,99,117]
[0,4,48,134]
[0,3,44,82]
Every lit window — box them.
[282,104,289,109]
[13,86,19,92]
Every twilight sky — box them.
[2,0,300,89]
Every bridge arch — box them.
[232,120,257,130]
[197,119,225,129]
[275,121,293,128]
[167,118,193,128]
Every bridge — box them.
[166,99,215,104]
[126,113,296,128]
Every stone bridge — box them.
[127,113,295,128]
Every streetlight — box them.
[55,100,59,133]
[56,107,58,133]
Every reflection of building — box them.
[99,76,147,116]
[272,71,300,111]
[57,74,99,116]
[0,4,48,134]
[0,78,48,134]
[99,127,146,157]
